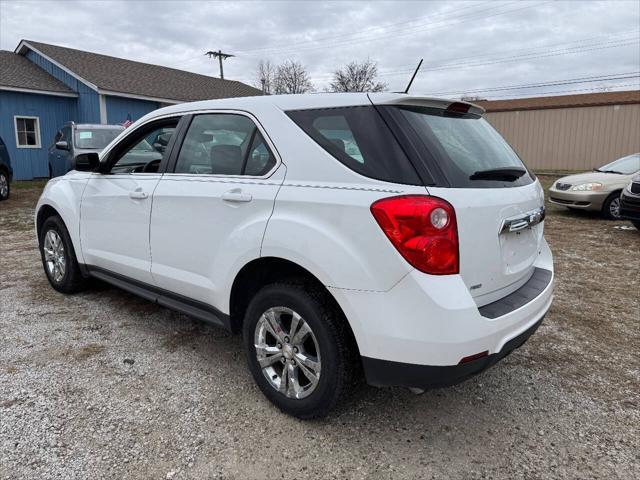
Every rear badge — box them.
[470,284,482,291]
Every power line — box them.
[480,84,640,99]
[424,72,640,96]
[303,38,639,82]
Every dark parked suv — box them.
[0,135,13,201]
[619,175,640,230]
[48,122,123,178]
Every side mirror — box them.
[55,140,69,151]
[75,152,100,172]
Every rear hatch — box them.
[371,95,546,305]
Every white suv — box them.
[35,93,554,418]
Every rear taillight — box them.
[370,195,459,275]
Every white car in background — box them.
[35,93,554,418]
[549,153,640,219]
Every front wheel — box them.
[243,283,355,419]
[602,191,622,220]
[0,171,9,200]
[39,215,87,293]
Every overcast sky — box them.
[1,0,639,98]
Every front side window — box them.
[74,128,123,150]
[15,116,41,148]
[174,114,276,176]
[110,123,177,174]
[287,106,421,185]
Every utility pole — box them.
[204,50,234,79]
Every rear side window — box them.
[175,114,276,176]
[287,106,421,185]
[395,106,534,188]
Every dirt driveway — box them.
[1,177,638,479]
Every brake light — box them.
[370,195,459,275]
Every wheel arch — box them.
[228,256,360,355]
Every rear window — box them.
[394,106,533,188]
[286,106,421,185]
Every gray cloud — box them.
[1,0,638,98]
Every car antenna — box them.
[403,59,423,94]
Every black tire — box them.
[0,170,9,201]
[243,282,356,419]
[632,221,640,231]
[48,164,53,179]
[39,215,87,293]
[602,191,622,220]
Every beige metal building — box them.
[476,90,640,171]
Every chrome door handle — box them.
[222,189,252,203]
[129,189,148,200]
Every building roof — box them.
[16,40,262,103]
[475,90,640,112]
[0,50,77,96]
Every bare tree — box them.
[273,60,314,94]
[254,59,276,94]
[329,59,387,93]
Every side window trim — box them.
[165,110,280,179]
[240,127,258,175]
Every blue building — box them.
[0,40,261,180]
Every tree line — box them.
[254,59,387,94]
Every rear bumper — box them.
[363,315,544,389]
[548,188,608,210]
[619,191,640,221]
[329,238,553,387]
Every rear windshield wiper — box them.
[469,167,527,181]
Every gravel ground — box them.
[1,177,639,479]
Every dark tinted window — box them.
[175,114,276,176]
[395,106,534,188]
[287,106,421,185]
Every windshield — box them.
[597,153,640,174]
[396,106,533,188]
[74,128,122,150]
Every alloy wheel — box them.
[0,173,7,198]
[609,197,621,219]
[254,306,321,399]
[43,230,66,283]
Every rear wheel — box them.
[602,191,622,220]
[243,283,355,419]
[39,215,87,293]
[0,170,9,200]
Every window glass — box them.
[15,117,40,147]
[286,106,421,185]
[175,114,276,176]
[245,131,277,176]
[396,106,533,188]
[598,153,640,175]
[111,124,176,174]
[74,127,123,150]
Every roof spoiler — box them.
[368,94,485,116]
